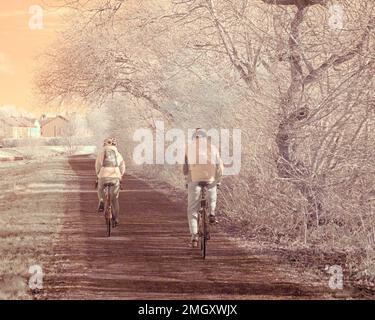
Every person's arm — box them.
[183,154,190,188]
[117,151,126,179]
[119,159,126,178]
[95,151,103,177]
[183,154,189,176]
[117,152,126,179]
[215,150,224,182]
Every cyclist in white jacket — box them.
[183,129,223,248]
[95,138,126,227]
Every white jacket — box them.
[95,145,126,179]
[184,139,223,183]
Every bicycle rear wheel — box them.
[201,210,207,259]
[105,205,112,237]
[106,217,111,237]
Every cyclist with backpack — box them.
[95,138,126,227]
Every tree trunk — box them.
[275,6,324,226]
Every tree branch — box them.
[261,0,327,7]
[303,20,375,85]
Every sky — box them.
[0,0,66,116]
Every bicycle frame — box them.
[104,185,113,237]
[198,184,210,259]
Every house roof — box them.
[40,115,69,126]
[0,117,19,127]
[0,117,38,128]
[17,117,36,127]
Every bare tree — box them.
[36,0,375,267]
[166,0,375,226]
[36,1,174,121]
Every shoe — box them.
[209,214,218,224]
[97,201,104,213]
[190,239,198,248]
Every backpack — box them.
[102,148,118,168]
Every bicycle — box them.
[197,181,211,259]
[103,182,115,237]
[95,180,123,237]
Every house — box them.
[0,117,40,139]
[0,117,19,139]
[40,115,70,137]
[18,117,41,138]
[26,118,41,137]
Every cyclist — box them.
[95,137,126,227]
[183,128,224,248]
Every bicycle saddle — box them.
[198,181,209,188]
[104,182,116,187]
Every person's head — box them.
[192,128,207,140]
[103,137,117,147]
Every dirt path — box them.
[36,155,355,300]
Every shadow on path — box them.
[45,155,331,299]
